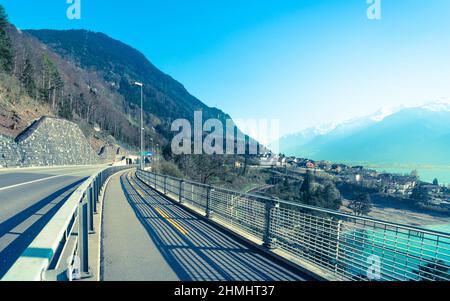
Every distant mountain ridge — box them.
[277,100,450,165]
[1,22,255,153]
[25,29,227,123]
[26,29,257,148]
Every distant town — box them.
[258,152,450,213]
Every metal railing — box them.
[3,165,133,281]
[136,170,450,281]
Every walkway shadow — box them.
[0,178,86,278]
[120,173,308,281]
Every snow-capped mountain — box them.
[418,98,450,112]
[276,100,450,165]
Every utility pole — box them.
[134,82,144,169]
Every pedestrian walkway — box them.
[101,171,308,281]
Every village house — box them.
[380,174,417,195]
[297,159,315,169]
[306,161,315,169]
[316,160,332,171]
[330,163,348,174]
[259,154,279,167]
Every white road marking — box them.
[0,170,99,192]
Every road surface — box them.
[0,165,104,278]
[101,171,310,281]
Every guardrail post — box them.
[98,173,103,204]
[263,199,279,249]
[206,185,214,218]
[164,175,168,194]
[90,182,97,214]
[97,175,101,199]
[93,183,98,213]
[78,198,90,278]
[87,187,94,233]
[93,177,98,203]
[179,180,184,203]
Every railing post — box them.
[179,180,184,203]
[164,175,168,194]
[334,220,343,273]
[206,185,214,218]
[87,186,94,233]
[263,199,279,249]
[78,198,90,278]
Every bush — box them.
[159,160,183,178]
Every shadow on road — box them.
[0,178,86,278]
[120,173,307,281]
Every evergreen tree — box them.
[432,178,439,186]
[39,54,64,108]
[0,5,7,27]
[300,170,314,197]
[0,5,13,73]
[20,58,36,96]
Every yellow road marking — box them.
[127,175,188,235]
[155,207,188,235]
[128,176,146,197]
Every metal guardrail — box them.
[2,165,133,281]
[136,170,450,281]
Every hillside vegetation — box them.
[0,4,240,154]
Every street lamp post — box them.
[135,82,144,170]
[156,143,159,171]
[150,138,154,171]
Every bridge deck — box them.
[101,171,308,281]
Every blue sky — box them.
[2,0,450,138]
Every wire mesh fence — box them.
[136,169,450,281]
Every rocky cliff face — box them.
[0,116,101,167]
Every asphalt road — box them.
[0,165,104,278]
[101,171,310,281]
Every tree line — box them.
[0,5,13,73]
[0,4,145,149]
